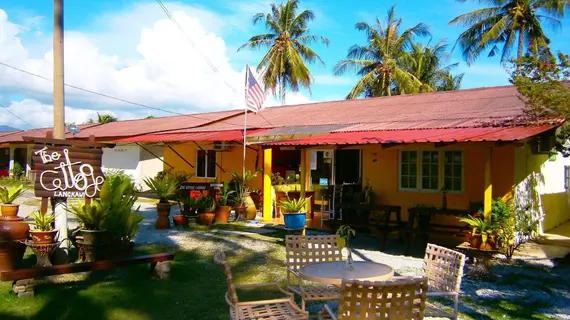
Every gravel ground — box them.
[134,202,570,320]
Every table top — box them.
[299,261,394,285]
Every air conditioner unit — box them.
[212,141,230,151]
[534,134,554,154]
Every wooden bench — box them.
[1,253,174,297]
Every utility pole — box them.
[53,0,68,263]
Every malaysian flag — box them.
[245,66,266,113]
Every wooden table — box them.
[456,242,497,279]
[299,261,394,286]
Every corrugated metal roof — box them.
[74,110,243,138]
[195,85,528,132]
[113,129,267,143]
[261,125,557,146]
[248,125,349,136]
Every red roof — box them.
[191,85,529,132]
[74,110,242,139]
[113,129,267,143]
[262,125,557,146]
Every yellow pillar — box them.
[484,147,493,223]
[300,149,307,197]
[262,148,273,222]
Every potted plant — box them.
[0,183,29,272]
[99,176,144,259]
[279,195,310,230]
[459,215,496,250]
[26,210,57,244]
[336,225,356,270]
[68,201,109,261]
[198,194,216,225]
[229,171,258,221]
[215,182,234,224]
[0,184,26,217]
[143,173,180,229]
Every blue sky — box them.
[0,0,569,128]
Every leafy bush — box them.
[143,173,180,203]
[26,210,55,231]
[10,162,25,180]
[0,183,26,204]
[99,175,144,245]
[68,201,108,230]
[279,195,310,213]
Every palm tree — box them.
[438,72,465,91]
[401,40,462,93]
[334,5,430,98]
[87,113,118,124]
[449,0,567,70]
[238,0,329,105]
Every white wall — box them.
[102,144,141,185]
[138,144,164,191]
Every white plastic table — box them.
[299,261,394,286]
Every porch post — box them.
[26,145,32,175]
[484,147,493,222]
[8,146,14,176]
[300,149,306,198]
[262,148,272,222]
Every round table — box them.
[299,261,394,286]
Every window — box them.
[196,150,216,178]
[399,149,464,193]
[421,151,439,190]
[400,151,418,189]
[444,151,463,192]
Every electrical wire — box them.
[154,0,275,127]
[0,101,47,133]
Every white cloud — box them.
[0,98,137,128]
[0,3,313,127]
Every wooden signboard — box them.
[32,145,105,198]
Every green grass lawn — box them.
[1,225,568,320]
[0,227,289,320]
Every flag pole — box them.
[243,64,249,179]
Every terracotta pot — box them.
[215,206,232,224]
[469,233,483,249]
[199,212,215,225]
[234,204,246,220]
[30,230,58,244]
[173,215,187,226]
[0,212,29,271]
[80,229,107,246]
[155,203,172,229]
[1,204,20,217]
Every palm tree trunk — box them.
[281,75,286,105]
[385,73,391,97]
[517,27,525,75]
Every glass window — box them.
[444,151,463,192]
[421,151,439,190]
[196,150,216,178]
[400,151,418,189]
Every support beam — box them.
[136,143,174,170]
[483,147,493,223]
[262,148,272,222]
[165,144,194,169]
[300,149,306,199]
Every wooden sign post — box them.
[23,133,110,263]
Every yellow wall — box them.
[515,143,570,232]
[351,143,516,222]
[162,142,263,189]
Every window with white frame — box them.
[444,150,463,192]
[399,149,464,192]
[421,151,439,190]
[400,150,418,189]
[196,150,216,178]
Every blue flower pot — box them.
[283,212,307,229]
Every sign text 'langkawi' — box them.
[32,145,105,198]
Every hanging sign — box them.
[32,145,105,198]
